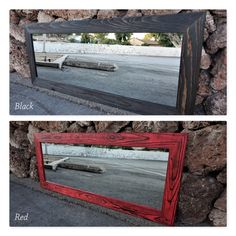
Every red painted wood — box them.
[34,132,187,225]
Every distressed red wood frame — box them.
[34,132,187,225]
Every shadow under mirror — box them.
[33,33,182,107]
[41,143,169,209]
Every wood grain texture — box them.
[33,78,177,115]
[25,32,37,81]
[25,13,204,34]
[25,12,205,114]
[177,12,206,114]
[34,132,187,225]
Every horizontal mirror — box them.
[33,33,182,107]
[25,13,206,114]
[34,132,188,225]
[42,143,169,209]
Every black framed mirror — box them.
[25,12,206,115]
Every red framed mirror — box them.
[34,132,187,225]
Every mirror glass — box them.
[41,143,169,209]
[33,33,182,107]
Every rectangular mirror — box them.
[34,132,187,225]
[25,13,206,115]
[42,143,169,209]
[33,32,182,108]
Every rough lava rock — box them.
[15,10,39,21]
[177,174,223,225]
[10,38,30,78]
[200,49,212,70]
[183,124,226,175]
[210,48,227,91]
[204,92,226,115]
[197,70,212,97]
[10,146,31,178]
[97,10,126,19]
[205,11,216,33]
[132,121,178,132]
[67,122,86,133]
[27,124,41,145]
[206,23,226,54]
[125,10,142,17]
[211,10,227,18]
[94,121,130,132]
[29,156,39,181]
[10,128,29,149]
[217,168,226,184]
[214,189,226,212]
[31,121,70,132]
[67,10,98,20]
[209,208,226,226]
[10,23,25,43]
[10,10,20,24]
[37,11,55,23]
[141,9,181,16]
[182,121,211,130]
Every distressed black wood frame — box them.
[25,12,206,115]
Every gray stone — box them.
[37,11,55,23]
[67,10,98,20]
[205,11,216,33]
[76,121,92,127]
[125,10,142,17]
[27,124,41,145]
[200,49,212,70]
[97,10,121,19]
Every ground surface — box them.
[10,72,133,115]
[45,157,167,209]
[10,175,161,226]
[37,53,180,107]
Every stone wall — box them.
[10,9,227,115]
[10,121,226,226]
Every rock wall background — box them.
[10,9,227,115]
[10,121,226,226]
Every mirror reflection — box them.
[33,33,182,107]
[42,143,169,209]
